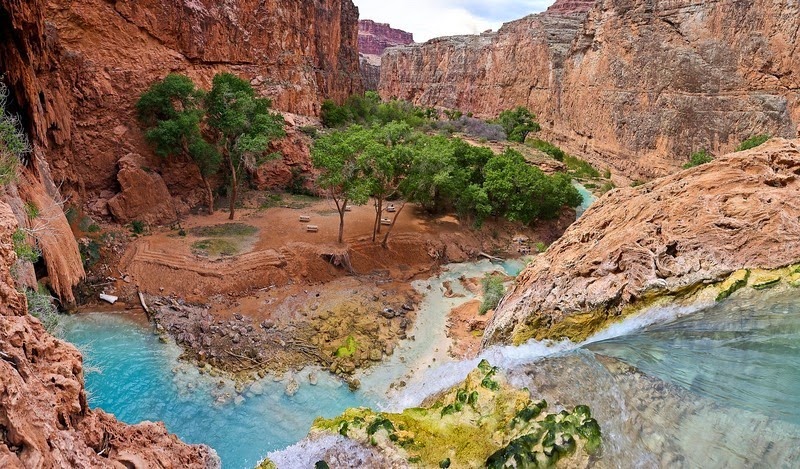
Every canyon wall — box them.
[485,138,800,346]
[0,0,363,299]
[358,20,414,90]
[0,201,219,467]
[380,0,800,179]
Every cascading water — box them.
[63,257,800,468]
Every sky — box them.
[354,0,554,42]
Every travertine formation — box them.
[0,202,219,468]
[358,20,414,90]
[484,139,800,346]
[380,0,800,180]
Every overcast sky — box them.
[354,0,554,42]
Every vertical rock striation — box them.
[379,0,800,179]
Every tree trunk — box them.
[336,197,348,244]
[201,176,214,214]
[381,201,407,248]
[372,198,383,242]
[228,157,237,220]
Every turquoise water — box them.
[588,287,800,426]
[63,263,800,467]
[62,261,515,469]
[572,181,597,218]
[62,313,371,468]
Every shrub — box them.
[535,242,548,253]
[299,126,319,138]
[24,202,39,219]
[528,139,566,161]
[130,220,146,234]
[496,107,540,143]
[479,274,506,315]
[0,80,30,186]
[433,116,506,142]
[564,155,601,179]
[79,239,101,268]
[25,286,61,335]
[682,149,714,169]
[735,134,770,152]
[12,229,39,263]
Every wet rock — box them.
[285,378,300,397]
[308,372,318,386]
[369,349,382,361]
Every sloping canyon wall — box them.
[359,20,414,90]
[0,202,219,467]
[380,0,800,180]
[0,0,363,301]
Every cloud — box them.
[354,0,553,42]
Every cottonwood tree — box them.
[137,74,220,213]
[497,107,541,143]
[360,122,415,242]
[311,126,371,243]
[205,73,285,220]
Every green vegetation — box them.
[683,149,714,169]
[312,125,582,245]
[0,80,30,186]
[130,220,146,235]
[564,155,601,179]
[535,242,548,253]
[496,107,541,143]
[321,92,428,129]
[25,285,61,335]
[479,274,506,315]
[735,134,770,152]
[188,223,258,238]
[314,361,601,468]
[12,229,39,263]
[191,238,239,257]
[138,73,285,218]
[529,138,566,161]
[335,336,359,358]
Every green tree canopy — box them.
[497,107,541,143]
[312,125,372,243]
[137,74,220,213]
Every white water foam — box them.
[384,297,714,411]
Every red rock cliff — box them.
[380,0,800,180]
[359,20,414,90]
[359,20,414,56]
[3,0,362,224]
[0,201,219,467]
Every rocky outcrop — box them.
[380,0,800,180]
[358,20,413,90]
[484,139,800,346]
[107,154,177,225]
[0,201,219,468]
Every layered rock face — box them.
[358,20,414,90]
[380,0,800,180]
[359,20,414,56]
[0,202,219,468]
[484,139,800,346]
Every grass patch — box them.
[191,238,240,257]
[480,274,506,315]
[735,134,770,152]
[564,155,600,179]
[189,223,258,238]
[528,139,566,161]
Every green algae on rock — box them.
[311,360,601,467]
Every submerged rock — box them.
[486,139,800,346]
